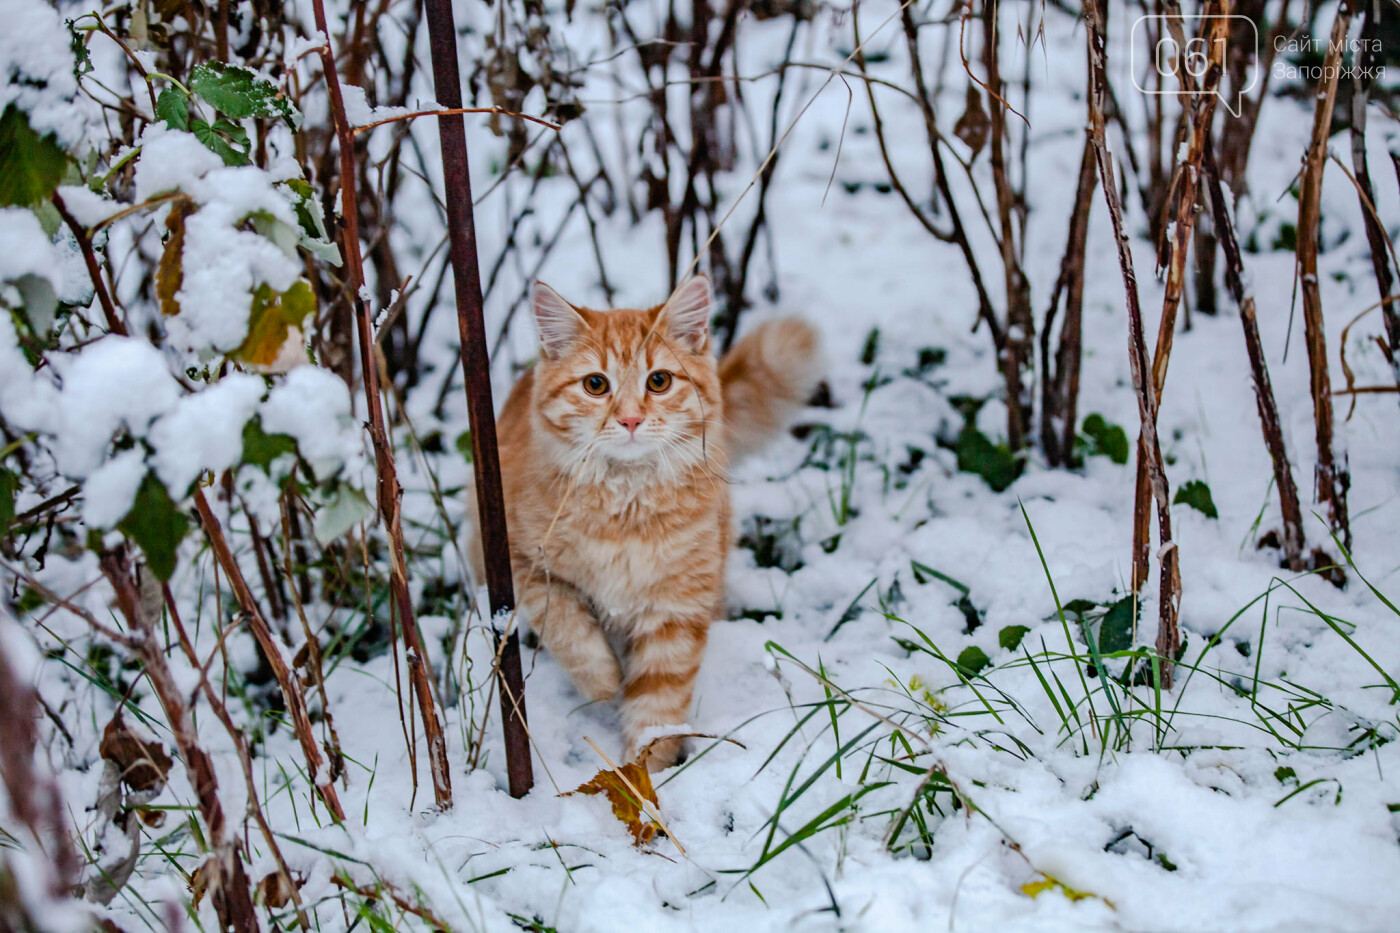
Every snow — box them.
[260,366,365,478]
[0,207,64,287]
[131,128,306,353]
[6,0,1400,930]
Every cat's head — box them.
[528,276,724,473]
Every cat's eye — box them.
[646,371,673,393]
[583,373,610,396]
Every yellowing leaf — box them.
[562,760,660,846]
[156,197,192,316]
[233,280,315,371]
[1022,875,1112,908]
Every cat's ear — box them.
[533,281,585,358]
[660,274,713,352]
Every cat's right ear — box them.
[533,282,585,358]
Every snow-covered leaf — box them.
[563,759,660,846]
[189,62,300,129]
[233,280,314,370]
[312,484,373,545]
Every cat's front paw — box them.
[633,734,688,772]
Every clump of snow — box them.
[0,1,85,144]
[48,337,179,477]
[81,447,148,528]
[149,373,265,494]
[260,366,365,478]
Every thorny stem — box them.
[193,489,346,822]
[98,548,259,933]
[1081,0,1180,687]
[1296,0,1353,548]
[310,0,454,809]
[1202,145,1307,571]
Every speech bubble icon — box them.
[1129,14,1259,119]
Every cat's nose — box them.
[617,415,644,435]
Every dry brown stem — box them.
[1082,0,1180,686]
[1296,0,1353,547]
[310,0,454,809]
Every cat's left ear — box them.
[660,274,713,352]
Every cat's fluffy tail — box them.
[718,318,822,461]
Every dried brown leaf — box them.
[156,198,192,317]
[953,85,990,160]
[257,870,304,908]
[100,714,171,794]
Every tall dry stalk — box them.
[193,491,347,821]
[1203,147,1307,570]
[1348,0,1399,395]
[1040,140,1096,466]
[981,0,1034,452]
[99,549,259,933]
[1082,0,1181,686]
[1297,0,1354,548]
[1129,3,1228,598]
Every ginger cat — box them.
[472,274,819,770]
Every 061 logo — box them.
[1130,14,1257,117]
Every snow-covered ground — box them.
[6,0,1400,930]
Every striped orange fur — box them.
[469,275,820,770]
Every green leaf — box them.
[956,645,991,676]
[312,485,373,545]
[156,87,189,131]
[998,624,1030,652]
[0,106,68,207]
[1061,598,1098,617]
[117,473,189,581]
[0,467,18,537]
[860,327,880,366]
[455,430,474,462]
[241,418,297,474]
[189,62,300,128]
[1080,413,1128,465]
[1173,479,1218,519]
[1098,596,1136,654]
[955,425,1018,492]
[190,118,250,167]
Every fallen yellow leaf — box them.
[562,759,660,846]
